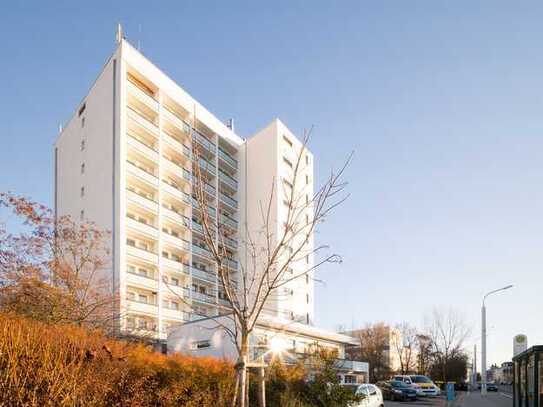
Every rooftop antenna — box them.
[226,118,235,133]
[116,23,123,44]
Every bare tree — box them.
[393,322,419,375]
[346,323,392,383]
[175,131,350,407]
[415,333,432,375]
[424,307,470,382]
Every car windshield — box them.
[411,376,432,384]
[391,381,409,388]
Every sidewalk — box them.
[447,391,512,407]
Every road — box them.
[384,391,512,407]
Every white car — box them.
[348,384,384,407]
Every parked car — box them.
[343,384,384,407]
[409,375,441,396]
[377,380,417,401]
[392,375,423,396]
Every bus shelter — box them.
[513,346,543,407]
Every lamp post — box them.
[481,284,513,395]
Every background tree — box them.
[0,192,116,330]
[393,322,418,375]
[346,322,392,382]
[416,334,432,375]
[424,307,470,382]
[186,134,350,407]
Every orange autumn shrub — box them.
[0,313,235,406]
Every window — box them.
[305,155,309,165]
[171,277,179,286]
[305,174,309,185]
[171,301,179,310]
[306,255,309,264]
[81,117,85,128]
[306,195,309,205]
[127,238,136,247]
[80,210,84,220]
[81,163,85,174]
[138,268,149,278]
[126,317,135,330]
[306,274,310,284]
[80,186,85,197]
[80,139,85,151]
[78,103,86,117]
[283,135,293,147]
[283,157,293,168]
[306,294,309,304]
[191,340,211,350]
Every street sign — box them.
[514,335,528,357]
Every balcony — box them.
[127,106,158,136]
[162,306,188,321]
[222,236,238,250]
[225,258,238,270]
[191,290,216,305]
[162,157,191,182]
[163,283,190,299]
[193,130,216,155]
[126,160,158,187]
[127,80,159,112]
[126,189,158,212]
[162,206,191,229]
[161,180,191,205]
[219,192,238,209]
[127,133,158,161]
[126,244,158,264]
[192,197,217,218]
[161,256,190,274]
[126,269,158,291]
[162,232,190,251]
[126,216,159,239]
[162,106,191,134]
[220,213,237,230]
[219,169,237,191]
[126,298,158,316]
[192,244,214,260]
[218,297,231,307]
[197,157,217,176]
[192,267,217,284]
[218,147,238,170]
[163,132,191,160]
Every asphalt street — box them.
[384,391,513,407]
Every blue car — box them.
[377,380,418,401]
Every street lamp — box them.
[481,284,513,396]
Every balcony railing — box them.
[219,192,238,209]
[127,297,158,306]
[161,181,191,205]
[220,214,238,229]
[192,244,214,259]
[191,198,217,218]
[222,236,238,250]
[162,157,192,182]
[127,106,158,135]
[163,106,191,134]
[163,132,191,159]
[126,160,158,186]
[126,189,158,212]
[219,169,237,190]
[127,133,157,153]
[218,147,238,169]
[193,130,216,155]
[127,80,159,111]
[197,157,217,176]
[225,258,238,270]
[192,267,217,284]
[191,290,216,305]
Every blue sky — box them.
[1,1,542,366]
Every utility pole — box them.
[481,285,513,396]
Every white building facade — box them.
[54,36,316,341]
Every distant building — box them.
[343,325,417,376]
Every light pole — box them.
[481,284,513,396]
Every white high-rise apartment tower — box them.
[54,35,314,341]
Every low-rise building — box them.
[168,314,369,384]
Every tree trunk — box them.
[235,331,250,407]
